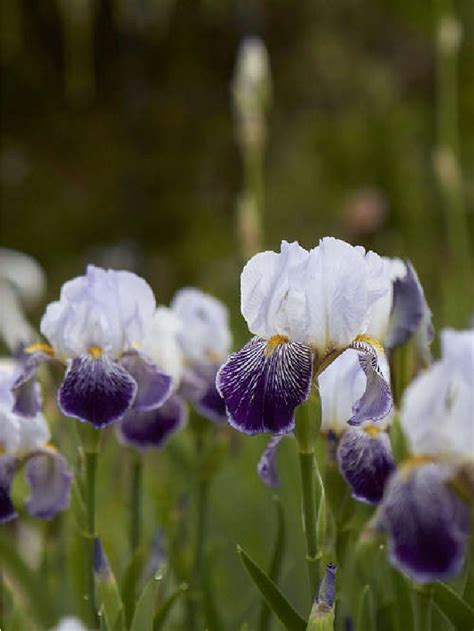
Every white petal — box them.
[441,328,474,386]
[40,266,156,359]
[240,240,309,339]
[171,287,232,363]
[140,307,183,386]
[319,350,365,434]
[304,238,373,350]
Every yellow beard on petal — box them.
[363,425,383,437]
[354,334,384,354]
[88,346,103,359]
[264,335,289,357]
[24,343,55,356]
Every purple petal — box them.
[117,395,187,451]
[24,450,72,519]
[382,462,470,583]
[0,455,18,523]
[216,337,313,435]
[347,341,392,426]
[337,426,395,504]
[11,348,51,417]
[120,351,173,412]
[318,563,337,607]
[58,354,137,428]
[184,362,227,423]
[257,436,284,487]
[386,261,433,351]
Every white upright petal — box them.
[142,307,183,386]
[41,266,156,359]
[241,240,309,340]
[302,238,389,351]
[171,287,231,364]
[319,350,365,434]
[50,617,88,631]
[16,413,50,455]
[366,258,405,341]
[401,328,474,461]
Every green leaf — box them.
[237,545,306,631]
[130,572,164,631]
[432,581,474,630]
[357,584,375,631]
[120,548,145,627]
[153,583,188,630]
[259,496,286,631]
[0,530,55,629]
[389,569,414,631]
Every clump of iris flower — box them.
[217,237,393,436]
[379,328,473,583]
[0,360,71,522]
[16,265,174,428]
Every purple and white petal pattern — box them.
[347,341,392,426]
[337,426,395,504]
[117,395,187,451]
[385,261,433,350]
[257,435,284,487]
[120,351,173,412]
[11,347,53,417]
[185,362,227,424]
[0,454,18,522]
[59,355,137,428]
[24,450,72,519]
[381,462,470,583]
[217,337,313,435]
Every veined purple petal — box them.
[337,426,395,504]
[347,341,392,426]
[0,455,18,523]
[382,462,470,583]
[24,450,72,519]
[386,261,432,350]
[120,351,173,411]
[117,395,187,451]
[58,354,137,428]
[258,435,284,487]
[217,337,313,435]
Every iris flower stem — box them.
[187,417,211,629]
[295,395,322,599]
[85,450,98,628]
[129,455,143,553]
[78,423,101,629]
[414,587,433,631]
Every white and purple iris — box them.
[316,255,432,504]
[0,361,72,522]
[380,328,473,583]
[19,266,174,429]
[217,238,393,436]
[117,288,232,451]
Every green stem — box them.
[130,455,143,553]
[295,398,321,598]
[85,450,98,628]
[414,587,433,631]
[187,419,210,630]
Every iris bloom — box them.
[0,361,72,522]
[380,328,473,582]
[117,288,232,450]
[217,238,392,435]
[18,266,173,428]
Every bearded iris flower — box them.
[0,361,72,522]
[217,238,393,435]
[380,328,473,582]
[18,266,173,428]
[117,289,232,450]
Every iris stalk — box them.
[295,394,322,597]
[129,454,143,553]
[79,423,101,629]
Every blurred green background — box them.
[1,1,473,628]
